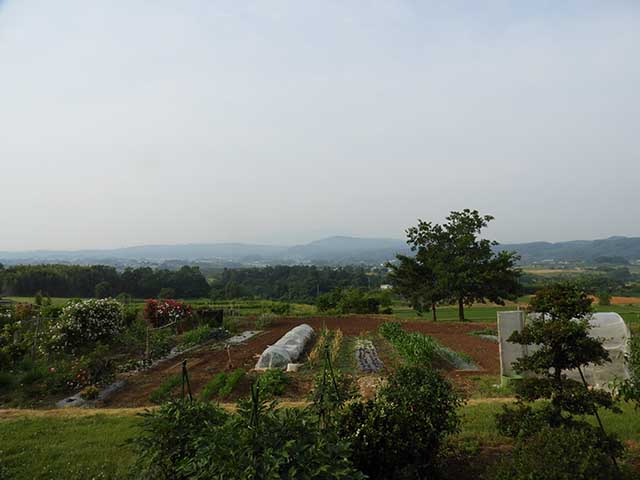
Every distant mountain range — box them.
[1,235,640,267]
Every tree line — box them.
[0,264,210,298]
[209,265,387,302]
[0,263,388,302]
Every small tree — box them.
[496,283,623,467]
[598,290,612,306]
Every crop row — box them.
[379,322,438,365]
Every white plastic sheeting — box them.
[498,311,631,389]
[255,324,314,370]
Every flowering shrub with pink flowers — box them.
[49,299,124,352]
[144,299,193,329]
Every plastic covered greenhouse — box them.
[498,311,631,389]
[255,324,315,370]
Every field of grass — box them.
[2,400,638,479]
[392,299,640,326]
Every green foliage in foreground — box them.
[255,369,289,398]
[339,365,462,480]
[132,398,364,480]
[0,402,638,480]
[493,425,633,480]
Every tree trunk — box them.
[458,297,465,322]
[431,303,437,322]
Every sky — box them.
[1,1,639,251]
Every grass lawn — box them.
[1,400,638,479]
[0,413,139,480]
[392,299,640,326]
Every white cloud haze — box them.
[1,1,639,250]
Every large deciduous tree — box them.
[391,209,521,321]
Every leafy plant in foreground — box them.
[339,365,462,479]
[255,368,289,398]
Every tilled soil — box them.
[104,316,499,407]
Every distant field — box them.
[522,268,586,275]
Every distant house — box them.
[380,284,392,291]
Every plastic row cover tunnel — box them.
[255,324,315,369]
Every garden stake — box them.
[577,365,619,472]
[181,360,193,402]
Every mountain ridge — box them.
[1,235,640,266]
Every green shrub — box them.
[132,399,229,480]
[493,425,629,480]
[218,368,245,398]
[338,365,462,479]
[80,385,100,400]
[221,316,239,334]
[136,398,365,480]
[269,302,290,315]
[178,325,212,349]
[199,372,228,401]
[48,299,124,353]
[149,375,182,404]
[256,369,289,398]
[620,335,640,406]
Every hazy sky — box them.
[1,1,639,250]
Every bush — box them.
[80,385,100,400]
[143,299,193,329]
[493,425,629,480]
[269,302,291,315]
[338,365,462,479]
[135,398,365,480]
[178,325,212,350]
[256,369,289,398]
[48,299,124,353]
[619,335,640,406]
[0,322,29,369]
[132,400,230,480]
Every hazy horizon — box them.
[2,1,639,251]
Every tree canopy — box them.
[389,209,521,321]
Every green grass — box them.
[392,300,640,326]
[392,302,524,323]
[0,414,138,480]
[459,401,640,444]
[1,400,638,479]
